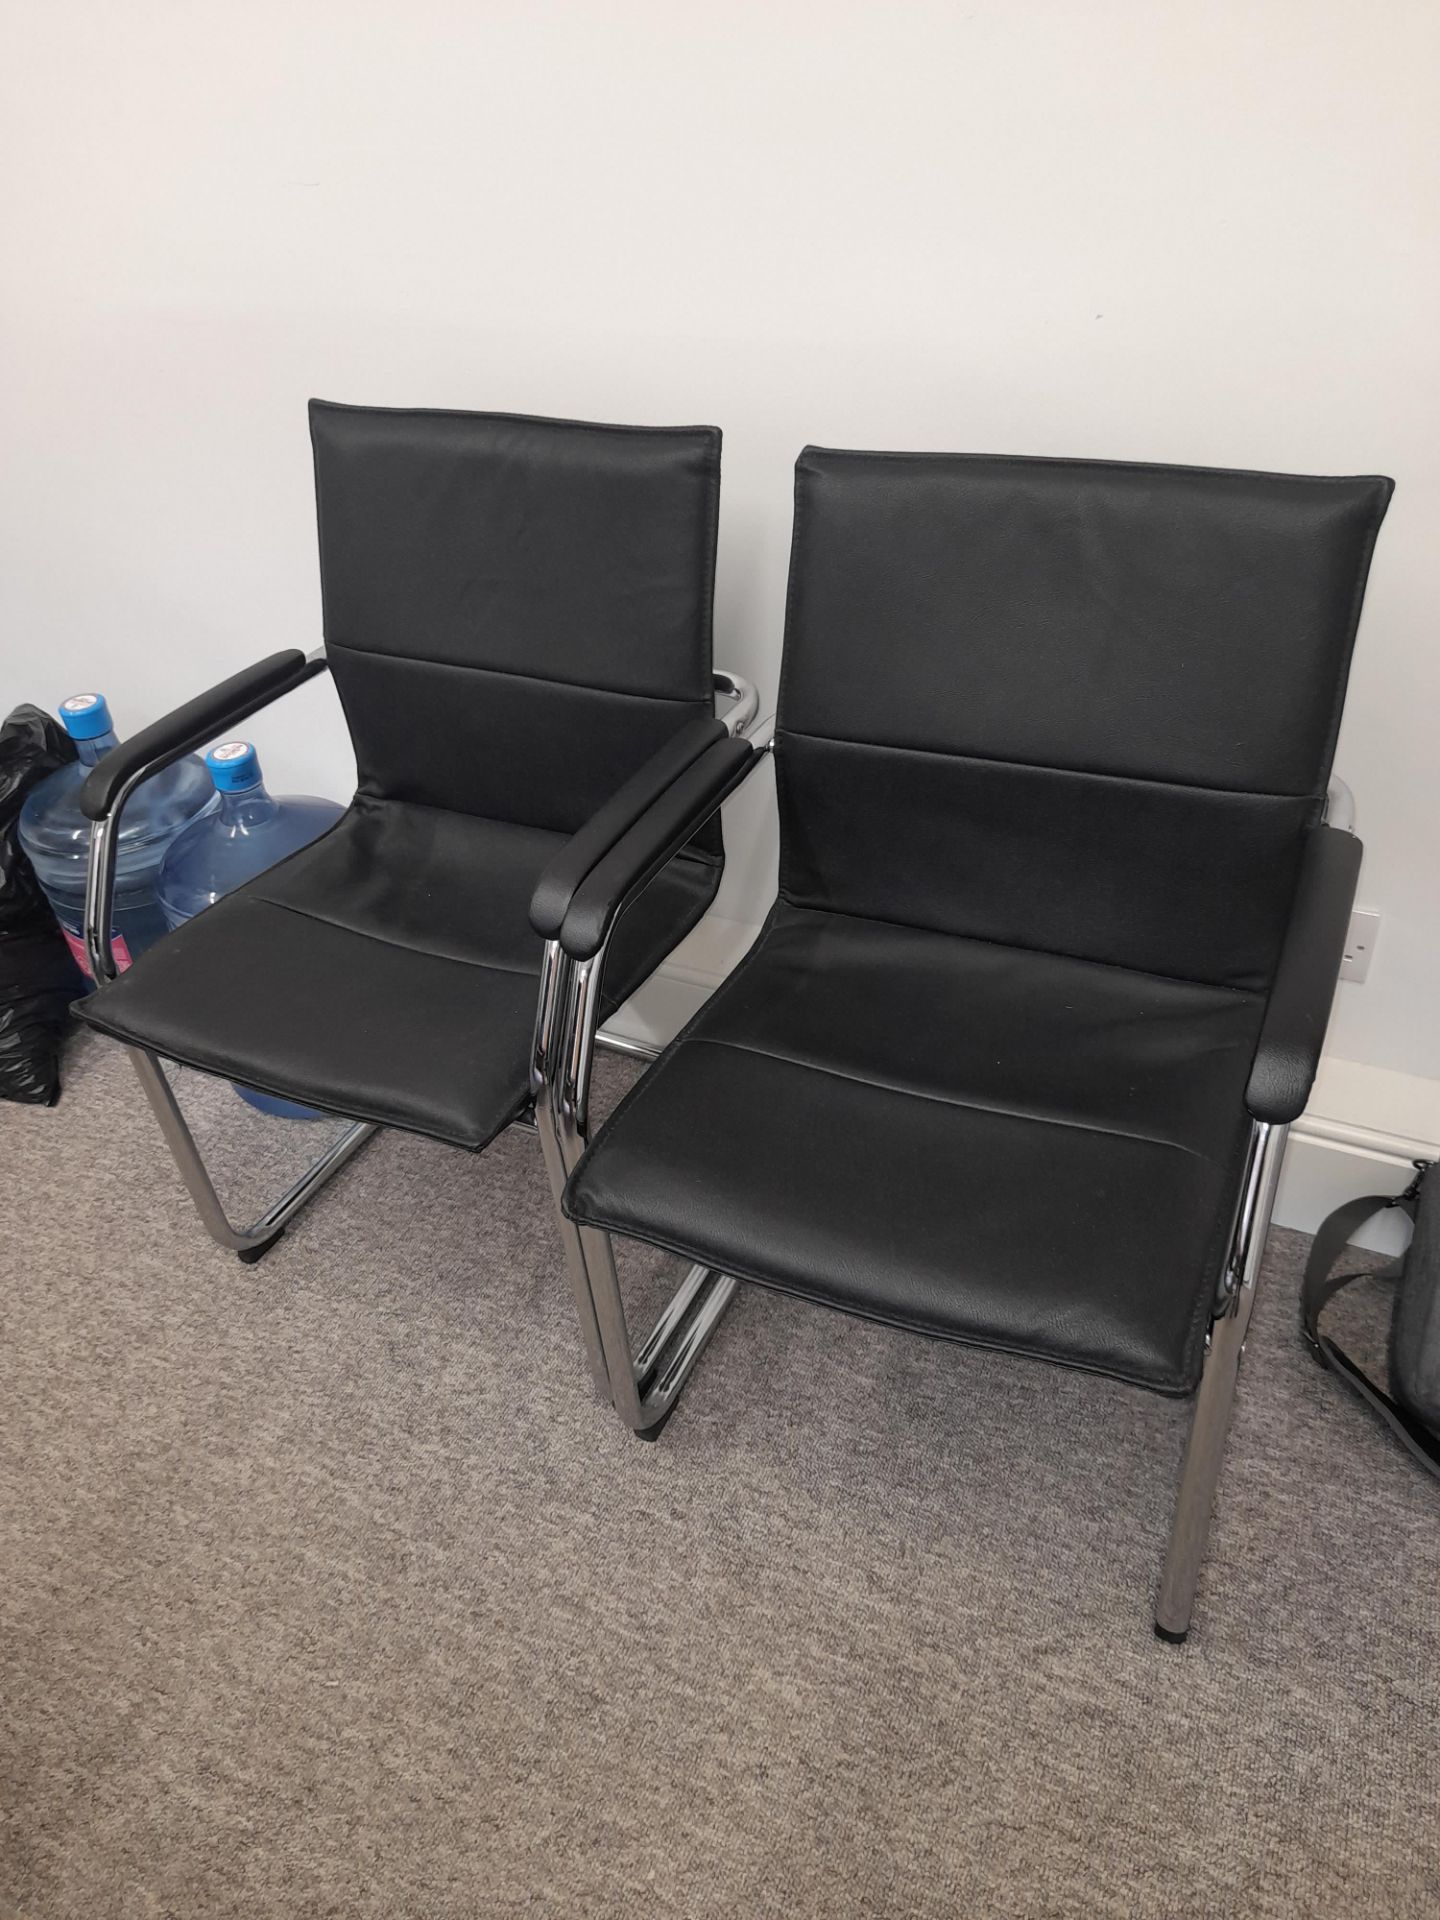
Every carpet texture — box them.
[2,1029,1437,1919]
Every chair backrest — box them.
[310,402,721,835]
[776,448,1392,991]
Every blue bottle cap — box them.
[205,740,263,793]
[58,693,114,741]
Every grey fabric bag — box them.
[1302,1160,1440,1477]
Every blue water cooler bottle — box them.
[158,740,343,1120]
[19,693,217,981]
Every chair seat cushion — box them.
[76,796,719,1149]
[564,905,1267,1393]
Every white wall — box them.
[3,0,1437,1092]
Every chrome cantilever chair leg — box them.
[529,675,760,1397]
[531,940,612,1398]
[541,936,738,1438]
[90,727,377,1266]
[1154,1119,1289,1643]
[126,932,611,1281]
[127,1047,377,1262]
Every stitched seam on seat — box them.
[569,901,1218,1392]
[678,1033,1215,1161]
[559,1207,1195,1395]
[767,899,1267,1004]
[240,891,540,978]
[337,792,727,888]
[343,791,558,834]
[74,1007,527,1148]
[579,901,1255,1176]
[345,788,726,876]
[327,637,706,708]
[571,904,789,1163]
[780,724,1317,803]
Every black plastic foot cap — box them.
[236,1229,285,1265]
[634,1405,676,1443]
[1154,1620,1189,1645]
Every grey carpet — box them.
[2,1029,1437,1920]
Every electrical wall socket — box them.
[1341,908,1381,984]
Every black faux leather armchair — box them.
[76,404,758,1395]
[559,446,1393,1639]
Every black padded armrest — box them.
[1246,825,1363,1124]
[529,714,726,939]
[560,734,758,961]
[80,649,323,821]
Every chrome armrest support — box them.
[83,650,330,983]
[713,670,759,738]
[536,712,776,1414]
[1325,777,1356,834]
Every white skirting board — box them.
[608,917,1439,1257]
[1281,1056,1439,1253]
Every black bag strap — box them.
[1301,1162,1440,1480]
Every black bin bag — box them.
[0,704,85,1104]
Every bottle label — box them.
[62,925,133,980]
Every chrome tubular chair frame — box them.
[83,646,329,989]
[128,1048,377,1260]
[1153,1116,1288,1641]
[533,716,775,1431]
[86,661,757,1271]
[1151,774,1352,1640]
[711,669,759,740]
[538,936,740,1433]
[530,938,613,1396]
